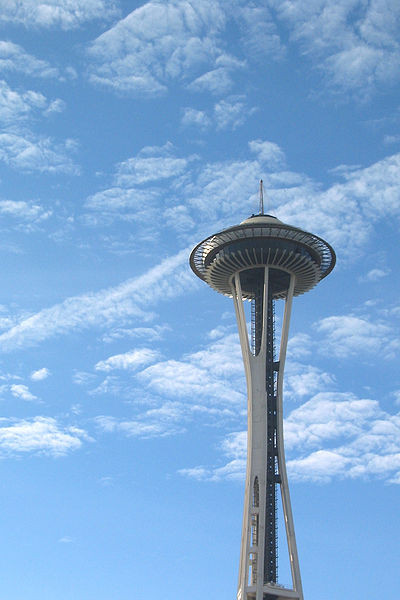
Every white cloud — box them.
[114,154,191,186]
[221,430,246,460]
[89,327,244,430]
[86,0,283,98]
[287,333,312,359]
[86,145,400,302]
[0,81,66,122]
[392,390,400,406]
[85,139,400,262]
[207,325,233,340]
[85,186,157,212]
[284,393,378,451]
[102,325,169,343]
[178,466,212,480]
[288,450,351,482]
[235,3,284,62]
[0,80,47,124]
[181,107,211,129]
[163,205,195,232]
[30,368,50,381]
[87,0,229,96]
[84,187,160,225]
[73,371,97,386]
[179,430,246,482]
[85,143,196,226]
[139,359,242,404]
[285,395,400,482]
[180,392,400,484]
[0,248,192,351]
[328,163,362,177]
[384,134,400,145]
[94,400,238,438]
[182,99,256,131]
[91,330,244,428]
[0,416,90,456]
[0,132,79,174]
[0,0,119,29]
[94,403,185,439]
[270,0,400,95]
[0,314,17,332]
[0,200,51,223]
[249,139,286,169]
[184,157,263,223]
[359,267,391,282]
[0,41,59,78]
[285,362,335,399]
[0,80,75,191]
[43,98,66,115]
[10,384,37,401]
[138,332,245,406]
[179,458,246,482]
[339,153,400,219]
[95,348,161,372]
[88,375,125,397]
[270,153,400,255]
[314,314,398,359]
[187,67,234,95]
[214,97,256,131]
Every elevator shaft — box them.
[251,274,278,584]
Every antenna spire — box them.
[259,179,264,215]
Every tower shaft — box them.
[252,278,278,584]
[233,268,302,600]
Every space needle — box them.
[189,183,335,600]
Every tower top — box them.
[190,214,335,299]
[259,179,264,215]
[240,213,283,226]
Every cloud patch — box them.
[86,0,282,98]
[270,0,400,96]
[138,332,245,406]
[95,348,161,372]
[10,384,38,401]
[0,249,192,351]
[180,392,400,484]
[0,0,119,29]
[0,41,59,78]
[87,0,228,96]
[0,417,90,456]
[0,132,79,174]
[30,368,50,381]
[315,314,399,359]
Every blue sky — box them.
[0,1,399,598]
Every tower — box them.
[189,200,335,600]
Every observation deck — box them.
[189,214,335,300]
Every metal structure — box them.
[189,205,335,600]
